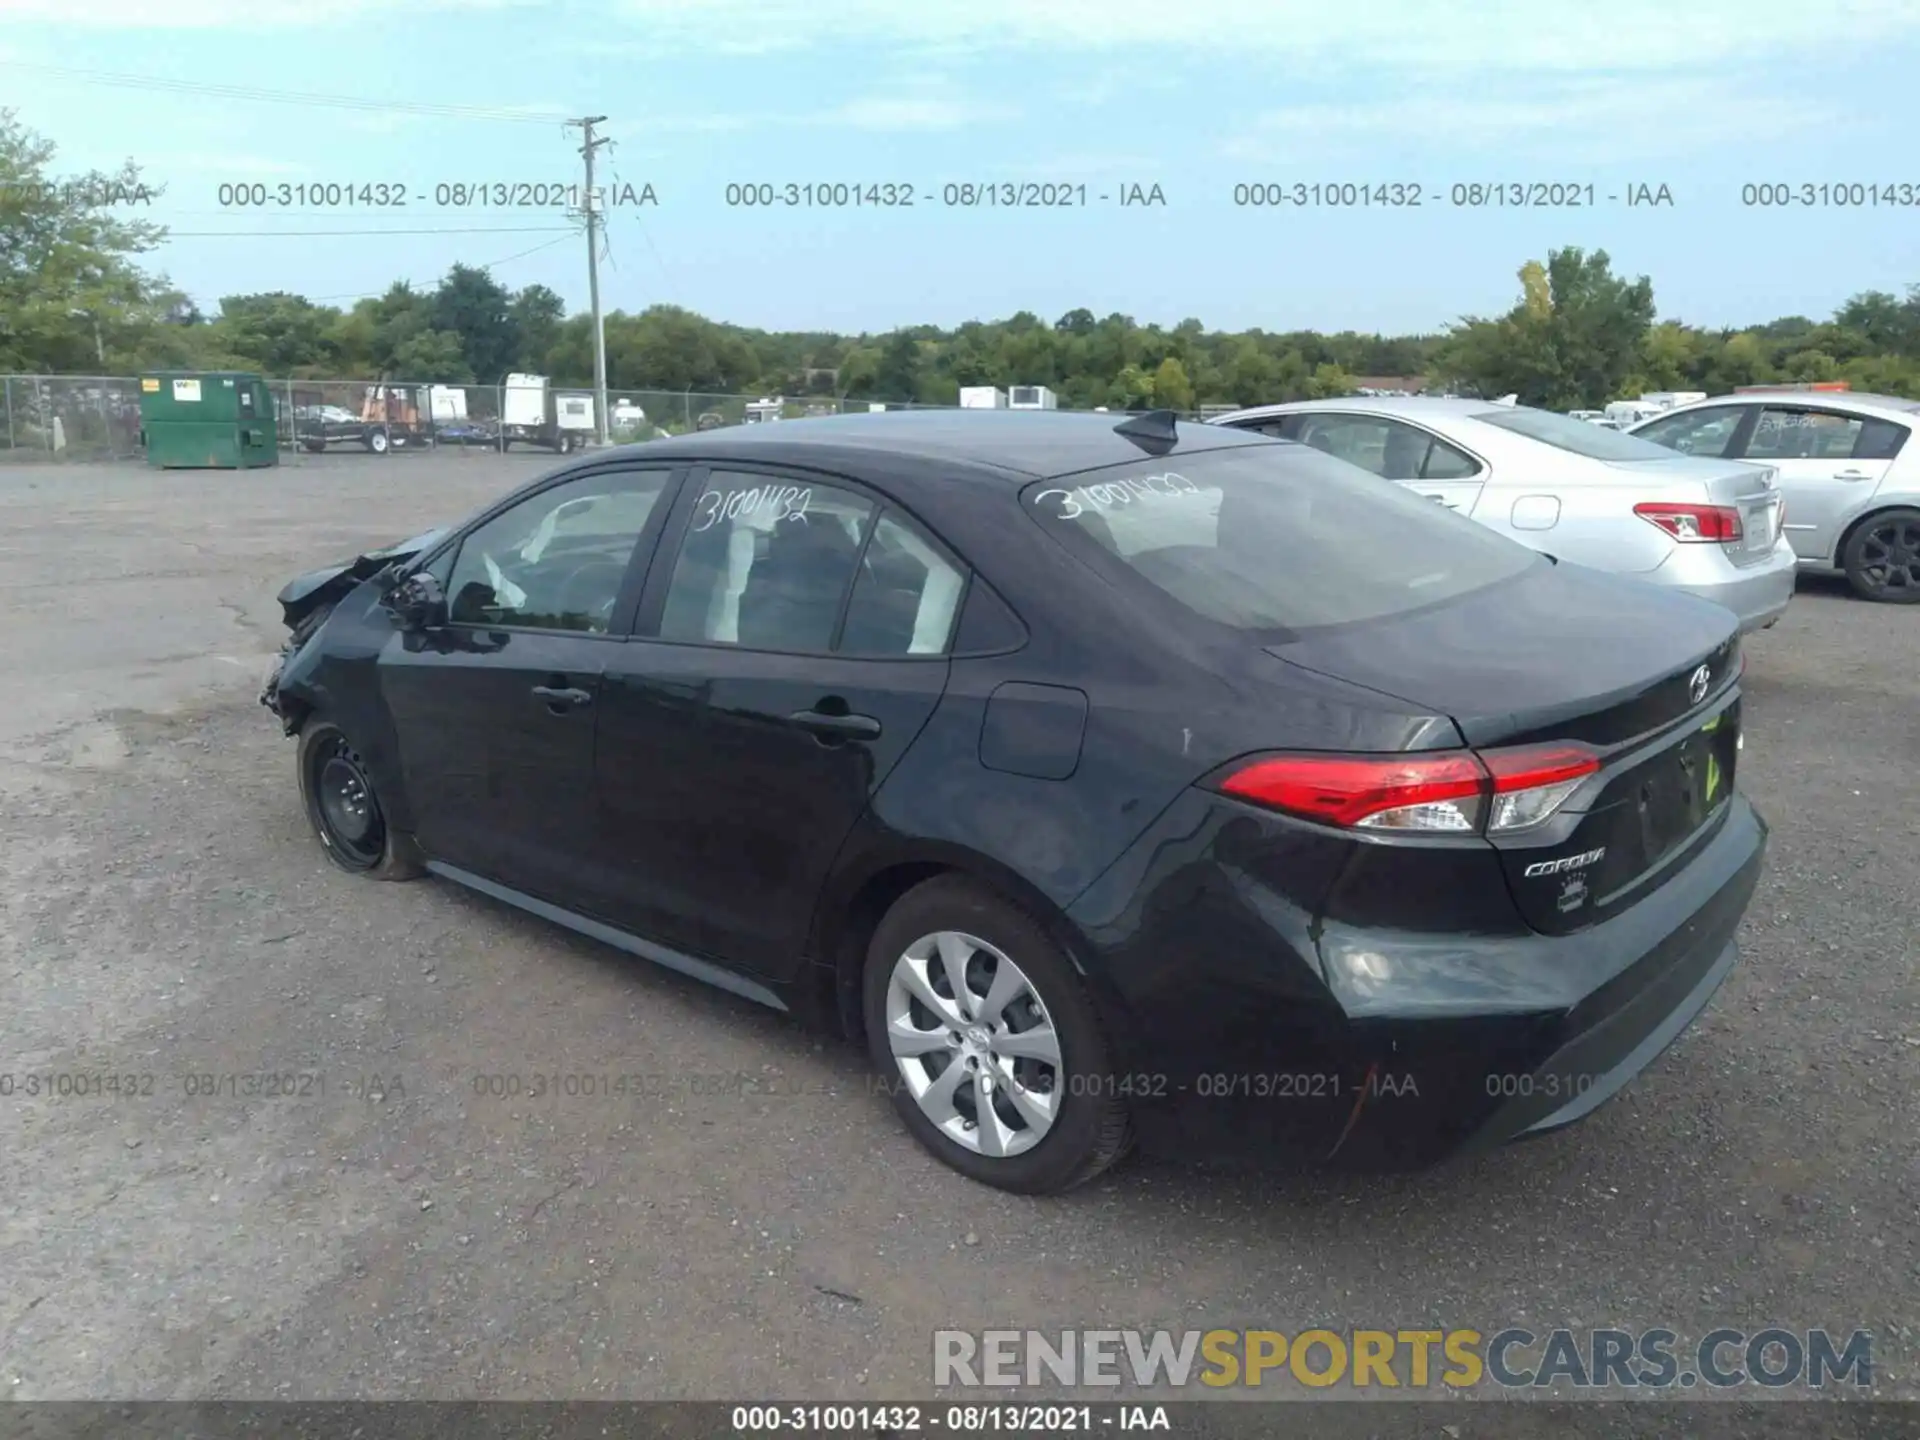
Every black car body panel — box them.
[263,412,1767,1172]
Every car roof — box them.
[612,408,1267,480]
[1672,391,1920,419]
[1209,396,1511,423]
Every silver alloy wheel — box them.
[884,930,1063,1158]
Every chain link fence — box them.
[0,375,1183,465]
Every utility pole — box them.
[568,115,612,446]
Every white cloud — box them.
[997,153,1163,178]
[15,0,1919,69]
[0,0,530,25]
[595,0,1920,73]
[149,152,307,176]
[1221,76,1849,162]
[811,94,1015,131]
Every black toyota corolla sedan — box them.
[262,409,1766,1193]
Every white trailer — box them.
[959,386,1008,409]
[1008,385,1058,410]
[501,374,593,454]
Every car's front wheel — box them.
[863,876,1132,1194]
[1842,507,1920,603]
[296,719,424,880]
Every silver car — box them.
[1627,390,1920,603]
[1208,397,1798,633]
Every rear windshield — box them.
[1022,444,1539,632]
[1471,406,1683,460]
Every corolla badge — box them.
[1557,875,1590,913]
[1688,663,1711,705]
[1523,847,1605,878]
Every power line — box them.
[303,234,578,303]
[0,62,571,124]
[162,226,577,237]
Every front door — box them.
[1736,405,1902,562]
[379,464,679,905]
[590,466,964,979]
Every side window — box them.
[1634,405,1745,458]
[840,510,967,656]
[658,471,875,652]
[1855,417,1909,461]
[1743,408,1861,461]
[1420,436,1481,479]
[444,470,670,633]
[1282,414,1436,481]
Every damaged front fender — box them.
[262,525,448,734]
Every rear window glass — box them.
[1023,446,1538,631]
[1471,406,1685,459]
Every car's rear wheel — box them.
[296,718,423,880]
[1842,508,1920,603]
[365,430,390,455]
[863,876,1131,1194]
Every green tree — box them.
[432,263,518,382]
[0,109,174,372]
[508,283,566,372]
[1151,355,1194,410]
[214,292,334,373]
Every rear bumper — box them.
[1079,792,1767,1170]
[1648,539,1797,634]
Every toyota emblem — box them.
[1687,663,1711,705]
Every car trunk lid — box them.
[1266,562,1743,933]
[1605,456,1784,566]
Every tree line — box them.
[5,110,1919,410]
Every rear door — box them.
[588,465,961,980]
[1731,404,1907,562]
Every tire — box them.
[365,430,390,455]
[862,876,1132,1194]
[1841,507,1920,603]
[302,439,325,453]
[553,434,571,455]
[295,718,424,880]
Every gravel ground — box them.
[0,453,1914,1427]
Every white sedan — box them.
[1209,397,1799,634]
[1629,390,1920,604]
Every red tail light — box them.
[1215,743,1601,835]
[1634,502,1743,543]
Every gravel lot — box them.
[0,452,1914,1427]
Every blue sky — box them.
[4,0,1918,336]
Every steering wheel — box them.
[552,560,629,629]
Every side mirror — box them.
[383,571,446,630]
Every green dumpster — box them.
[138,372,280,470]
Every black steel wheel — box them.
[1842,507,1920,603]
[296,719,423,879]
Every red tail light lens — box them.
[1634,502,1743,543]
[1216,742,1601,835]
[1217,753,1487,831]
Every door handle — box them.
[1834,470,1874,481]
[531,684,593,709]
[788,707,881,740]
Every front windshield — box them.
[1471,406,1688,460]
[1024,443,1539,631]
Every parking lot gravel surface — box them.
[0,453,1914,1427]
